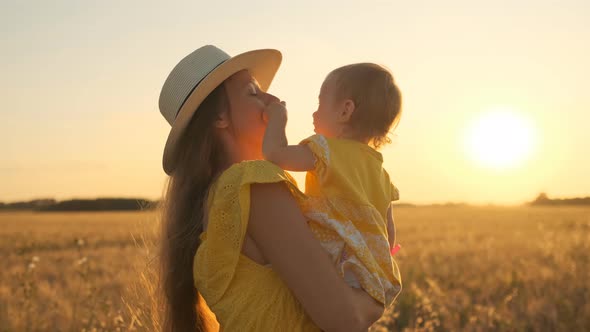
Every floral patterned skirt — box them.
[301,196,402,307]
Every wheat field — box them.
[1,206,588,331]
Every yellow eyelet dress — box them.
[193,160,321,331]
[300,134,403,307]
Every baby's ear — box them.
[338,99,356,123]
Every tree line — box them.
[1,193,588,212]
[529,193,590,206]
[0,198,159,212]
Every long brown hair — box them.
[158,82,229,332]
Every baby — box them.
[262,63,403,307]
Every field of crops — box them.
[1,206,588,331]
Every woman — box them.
[157,45,384,331]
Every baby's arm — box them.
[386,202,396,249]
[262,101,316,171]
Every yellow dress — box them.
[193,160,321,331]
[300,134,402,307]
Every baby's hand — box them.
[263,101,287,124]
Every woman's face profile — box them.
[222,70,279,159]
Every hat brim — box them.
[162,49,281,175]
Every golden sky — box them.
[1,0,589,204]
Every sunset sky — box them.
[2,0,589,204]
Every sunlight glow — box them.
[464,106,536,170]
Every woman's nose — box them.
[262,92,280,105]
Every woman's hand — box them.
[247,182,384,331]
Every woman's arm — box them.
[247,182,384,332]
[262,101,316,171]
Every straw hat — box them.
[158,45,282,175]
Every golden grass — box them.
[0,211,160,331]
[1,206,588,331]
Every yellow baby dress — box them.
[300,134,402,307]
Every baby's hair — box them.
[327,63,402,149]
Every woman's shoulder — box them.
[207,160,305,211]
[215,160,297,188]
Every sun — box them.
[464,106,536,170]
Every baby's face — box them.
[313,78,344,137]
